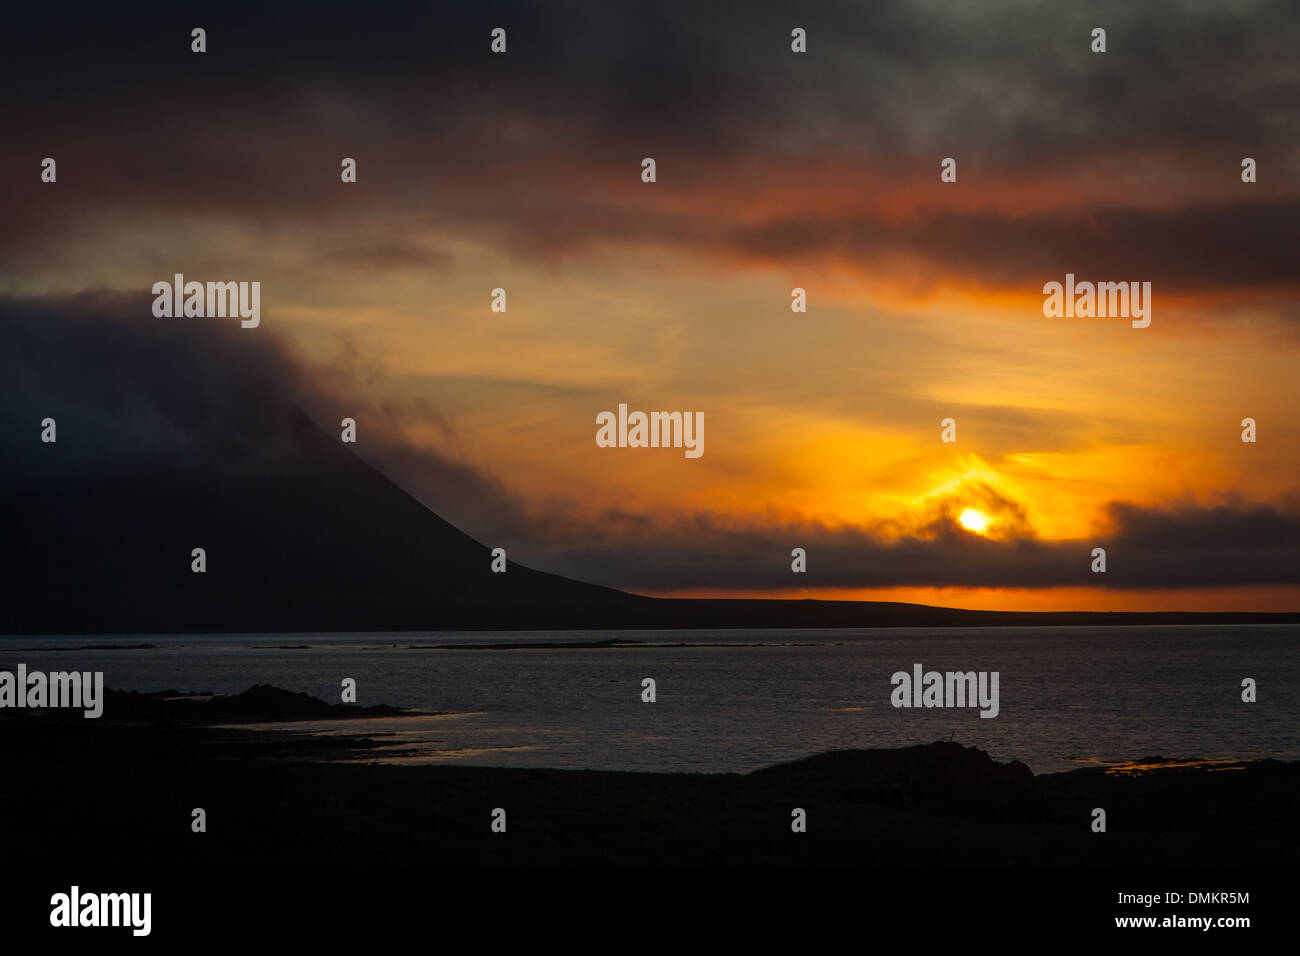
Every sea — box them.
[3,625,1296,775]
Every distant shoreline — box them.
[4,607,1299,638]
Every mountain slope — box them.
[5,414,1297,633]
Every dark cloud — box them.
[723,198,1300,295]
[0,293,532,540]
[7,1,1296,153]
[2,1,1297,295]
[533,499,1300,592]
[1,290,312,475]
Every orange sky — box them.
[3,0,1297,611]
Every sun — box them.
[958,508,990,534]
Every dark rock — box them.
[750,741,1047,820]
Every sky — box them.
[2,1,1299,611]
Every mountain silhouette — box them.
[3,299,1296,633]
[2,408,651,632]
[4,409,1298,633]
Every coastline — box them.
[4,686,1296,867]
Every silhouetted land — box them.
[97,684,431,722]
[6,406,1299,634]
[3,687,1295,866]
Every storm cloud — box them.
[3,1,1298,298]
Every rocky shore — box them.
[3,686,1295,866]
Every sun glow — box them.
[958,508,990,534]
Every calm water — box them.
[3,626,1296,774]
